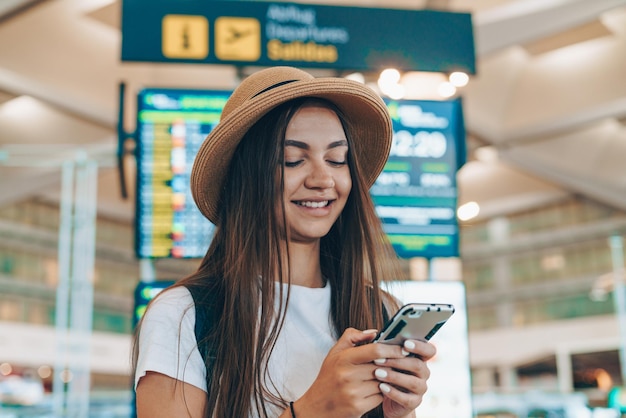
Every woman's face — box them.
[281,104,352,244]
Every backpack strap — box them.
[382,301,390,324]
[367,285,390,325]
[184,283,220,389]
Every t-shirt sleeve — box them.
[134,286,207,392]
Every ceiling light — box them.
[457,201,480,221]
[384,83,405,100]
[379,68,401,84]
[449,72,469,87]
[437,82,456,98]
[378,68,406,99]
[400,71,447,100]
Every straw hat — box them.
[191,66,392,224]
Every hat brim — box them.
[191,77,392,224]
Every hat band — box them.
[252,79,298,99]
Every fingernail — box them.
[379,383,391,393]
[363,329,378,334]
[374,358,387,365]
[402,340,415,355]
[374,368,388,379]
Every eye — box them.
[328,160,347,167]
[284,160,302,168]
[326,150,348,167]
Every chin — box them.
[290,228,333,242]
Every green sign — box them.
[133,280,176,327]
[121,0,475,73]
[608,386,626,412]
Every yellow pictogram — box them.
[162,15,209,59]
[215,17,261,61]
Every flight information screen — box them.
[372,98,465,258]
[134,89,465,260]
[135,88,230,258]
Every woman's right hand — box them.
[288,328,385,418]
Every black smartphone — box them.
[373,303,455,345]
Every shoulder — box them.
[153,285,193,304]
[135,285,207,392]
[142,285,195,328]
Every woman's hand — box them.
[290,328,383,418]
[289,329,435,418]
[374,339,436,418]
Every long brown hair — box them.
[134,97,404,417]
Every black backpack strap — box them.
[366,285,390,326]
[382,300,390,324]
[184,283,220,389]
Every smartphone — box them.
[373,303,455,345]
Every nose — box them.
[304,162,335,189]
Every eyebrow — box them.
[284,139,349,150]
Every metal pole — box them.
[53,160,74,416]
[51,155,98,418]
[67,157,97,417]
[609,235,626,387]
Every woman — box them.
[133,66,436,418]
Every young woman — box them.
[133,66,436,418]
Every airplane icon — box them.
[225,27,253,43]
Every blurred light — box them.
[595,368,613,390]
[400,71,448,100]
[38,365,52,379]
[590,287,609,302]
[379,68,401,84]
[541,253,565,271]
[344,72,365,83]
[0,362,12,375]
[385,83,406,100]
[449,71,469,87]
[0,96,44,122]
[457,201,480,221]
[437,82,456,98]
[590,272,614,302]
[378,68,406,99]
[60,369,73,383]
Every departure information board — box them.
[135,88,230,258]
[135,89,464,259]
[372,99,465,258]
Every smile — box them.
[294,200,330,208]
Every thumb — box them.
[332,328,378,351]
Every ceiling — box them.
[0,0,625,223]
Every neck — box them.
[281,240,324,288]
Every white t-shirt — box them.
[135,282,335,414]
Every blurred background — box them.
[1,0,626,417]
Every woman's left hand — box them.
[373,339,437,418]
